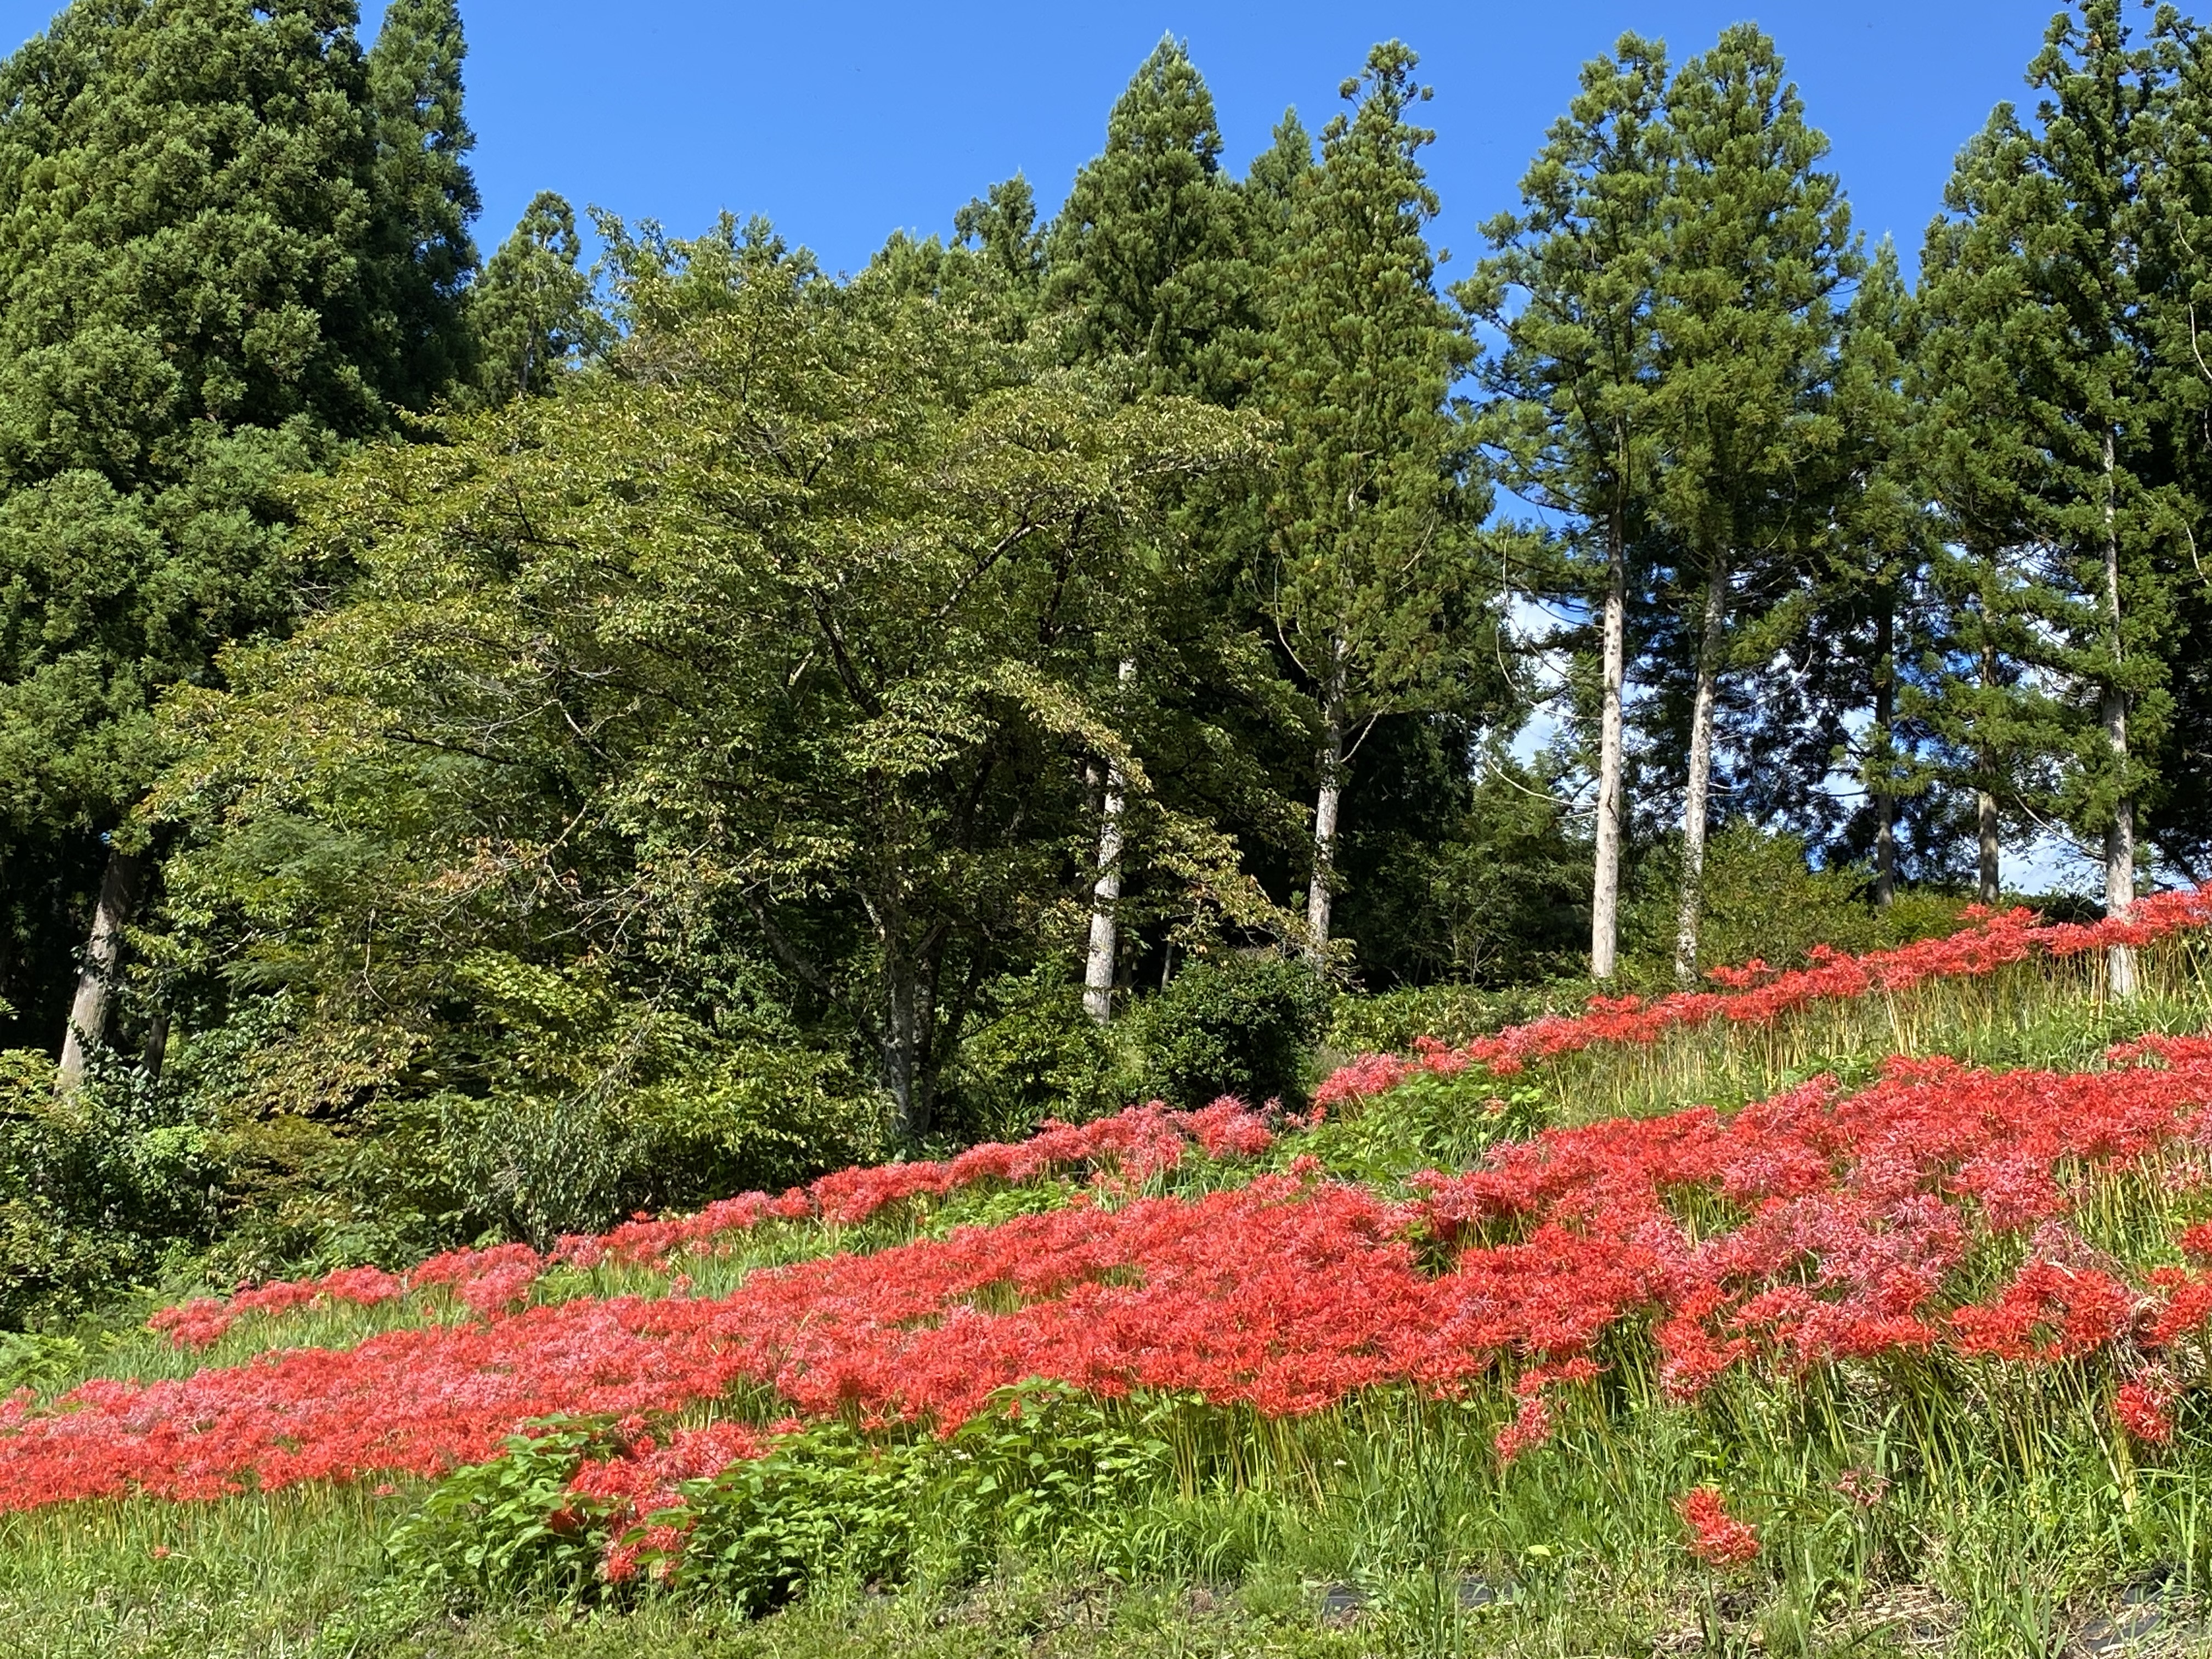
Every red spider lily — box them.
[151,1097,1289,1352]
[2115,1368,2179,1445]
[12,1038,2212,1513]
[1315,885,2212,1109]
[1678,1486,1759,1566]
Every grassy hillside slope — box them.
[8,900,2212,1658]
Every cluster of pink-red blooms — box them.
[146,1097,1285,1350]
[6,890,2212,1581]
[1313,885,2212,1109]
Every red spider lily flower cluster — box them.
[2115,1367,2180,1444]
[568,1418,774,1582]
[1314,885,2212,1109]
[1678,1486,1759,1566]
[13,1039,2212,1513]
[149,1097,1289,1351]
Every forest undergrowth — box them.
[10,901,2212,1657]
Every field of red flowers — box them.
[7,891,2212,1593]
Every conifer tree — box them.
[1241,110,1314,272]
[366,0,481,407]
[2141,7,2212,881]
[1918,4,2180,988]
[1046,37,1259,402]
[1645,25,1857,983]
[2025,3,2178,994]
[953,174,1047,307]
[465,191,603,405]
[0,0,461,1079]
[1909,111,2077,905]
[1738,241,1937,896]
[1827,242,1933,905]
[1263,41,1483,957]
[1464,33,1669,981]
[1047,41,1271,1018]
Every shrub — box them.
[1325,983,1590,1056]
[0,1047,225,1327]
[1128,953,1329,1108]
[941,966,1121,1139]
[1621,824,1966,984]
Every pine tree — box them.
[1828,242,1934,905]
[366,0,481,407]
[1910,108,2078,905]
[1241,109,1314,273]
[1645,24,1858,984]
[1916,4,2182,987]
[1262,41,1484,957]
[1731,241,1938,899]
[2023,3,2180,994]
[465,191,604,405]
[1463,32,1669,981]
[2141,8,2212,882]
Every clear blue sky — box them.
[411,1,2055,281]
[0,2,2074,280]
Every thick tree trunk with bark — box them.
[57,846,143,1093]
[1307,644,1348,958]
[1082,658,1136,1024]
[1873,598,1897,910]
[1673,551,1730,987]
[2102,430,2138,999]
[1591,511,1629,980]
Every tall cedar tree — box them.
[1262,42,1484,958]
[0,0,476,1083]
[465,191,604,405]
[1909,112,2076,903]
[364,0,479,407]
[1727,242,1946,890]
[1045,38,1259,1020]
[2142,8,2212,881]
[2019,3,2178,995]
[1915,4,2180,983]
[1045,37,1258,403]
[864,173,1045,343]
[1827,242,1938,903]
[1464,33,1669,981]
[1646,25,1857,984]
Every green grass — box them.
[10,949,2212,1656]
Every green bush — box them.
[1300,1070,1552,1186]
[0,1047,225,1327]
[385,1421,616,1607]
[343,1043,885,1254]
[1127,952,1329,1109]
[1621,824,1967,985]
[943,966,1121,1139]
[391,1385,1186,1616]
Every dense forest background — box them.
[3,0,2209,1324]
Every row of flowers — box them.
[1314,883,2212,1107]
[12,1035,2212,1514]
[151,887,2212,1355]
[146,1096,1288,1351]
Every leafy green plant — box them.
[385,1421,616,1607]
[1301,1073,1550,1185]
[1130,954,1330,1109]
